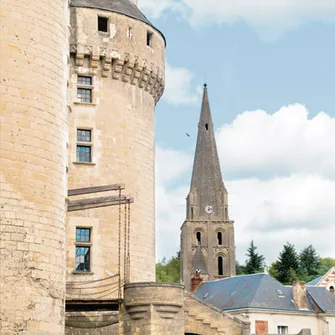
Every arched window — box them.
[218,256,223,275]
[205,123,208,130]
[330,286,334,294]
[196,232,201,246]
[217,232,223,245]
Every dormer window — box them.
[98,16,108,33]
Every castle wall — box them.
[120,283,184,335]
[66,6,165,302]
[0,0,69,333]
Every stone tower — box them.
[180,85,236,292]
[0,0,69,334]
[66,0,165,315]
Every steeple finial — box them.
[204,83,207,88]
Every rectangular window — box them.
[75,228,91,272]
[77,76,93,103]
[77,76,92,86]
[77,129,91,142]
[277,326,288,334]
[76,228,91,242]
[146,31,153,47]
[76,129,92,163]
[98,16,108,32]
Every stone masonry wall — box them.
[0,0,69,334]
[66,6,165,303]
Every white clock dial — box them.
[205,205,214,214]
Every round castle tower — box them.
[66,0,165,303]
[0,0,69,334]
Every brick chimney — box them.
[191,273,203,293]
[293,281,307,309]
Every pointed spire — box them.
[187,84,226,219]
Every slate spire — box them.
[187,84,227,219]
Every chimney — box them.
[191,273,203,293]
[293,281,307,309]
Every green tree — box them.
[271,242,300,284]
[299,245,320,281]
[236,261,246,275]
[156,253,180,283]
[317,257,335,275]
[244,240,265,274]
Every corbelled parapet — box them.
[70,44,164,103]
[120,283,185,335]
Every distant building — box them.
[194,273,335,335]
[180,85,236,292]
[307,267,335,294]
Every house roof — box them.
[71,0,166,45]
[307,275,323,286]
[307,286,335,313]
[193,273,335,314]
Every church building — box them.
[181,85,236,292]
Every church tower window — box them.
[196,232,201,246]
[217,232,223,245]
[330,286,334,294]
[218,256,223,275]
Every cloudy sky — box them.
[139,0,335,266]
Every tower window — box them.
[98,16,108,32]
[225,207,228,219]
[191,207,194,220]
[330,286,334,294]
[217,232,222,245]
[75,228,91,272]
[76,129,93,163]
[218,256,223,275]
[77,76,93,103]
[205,123,208,130]
[147,31,153,47]
[196,232,201,246]
[127,27,133,39]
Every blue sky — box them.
[139,0,335,266]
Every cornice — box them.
[70,44,165,104]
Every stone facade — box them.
[0,0,69,334]
[66,0,165,308]
[181,86,236,292]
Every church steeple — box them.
[180,84,236,292]
[187,84,228,220]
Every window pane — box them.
[77,76,92,85]
[76,228,91,242]
[77,145,91,162]
[75,246,90,271]
[77,129,91,142]
[77,88,92,103]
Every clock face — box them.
[205,205,214,214]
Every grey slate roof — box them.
[307,286,335,313]
[71,0,166,44]
[307,275,323,286]
[193,273,335,314]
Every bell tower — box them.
[180,84,236,292]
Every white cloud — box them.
[217,104,335,180]
[140,0,335,38]
[163,63,201,105]
[156,104,335,266]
